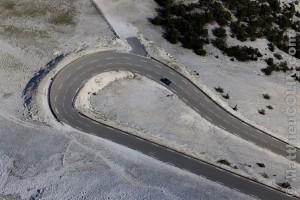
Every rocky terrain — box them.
[0,0,255,199]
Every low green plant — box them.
[266,105,273,110]
[256,163,265,168]
[232,105,238,111]
[280,182,291,188]
[258,109,265,115]
[213,27,227,38]
[215,86,224,93]
[218,159,231,166]
[50,12,74,25]
[222,93,230,99]
[2,1,15,10]
[274,53,283,60]
[263,93,271,100]
[261,173,269,179]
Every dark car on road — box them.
[160,78,172,85]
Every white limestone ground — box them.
[0,117,253,200]
[0,0,252,199]
[75,71,135,111]
[76,71,300,194]
[93,0,300,147]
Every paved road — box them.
[50,51,298,200]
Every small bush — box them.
[194,49,207,56]
[232,105,238,111]
[166,28,180,44]
[261,67,273,76]
[218,159,231,166]
[152,16,165,25]
[291,73,297,78]
[222,93,230,99]
[268,43,275,52]
[50,12,74,25]
[266,105,273,110]
[215,86,224,93]
[224,45,261,62]
[261,173,269,179]
[279,61,290,72]
[296,67,300,71]
[258,109,266,115]
[257,163,265,168]
[274,53,283,60]
[2,1,15,9]
[213,38,227,51]
[213,27,227,38]
[265,58,274,66]
[257,52,263,57]
[263,93,271,100]
[280,182,291,188]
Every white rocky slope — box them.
[0,117,253,200]
[0,0,252,199]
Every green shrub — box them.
[50,12,74,25]
[2,1,15,9]
[166,28,180,44]
[268,43,275,52]
[274,53,283,60]
[224,45,261,62]
[263,93,271,100]
[152,16,165,26]
[266,58,274,66]
[256,163,265,168]
[218,159,231,166]
[261,173,269,179]
[213,27,227,38]
[258,109,266,115]
[230,22,248,42]
[215,86,224,93]
[261,66,273,76]
[213,38,227,51]
[280,182,291,188]
[222,93,230,99]
[194,48,207,56]
[152,0,300,62]
[232,105,238,111]
[266,105,273,110]
[155,0,174,8]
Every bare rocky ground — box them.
[0,0,254,199]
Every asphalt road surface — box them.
[50,51,298,200]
